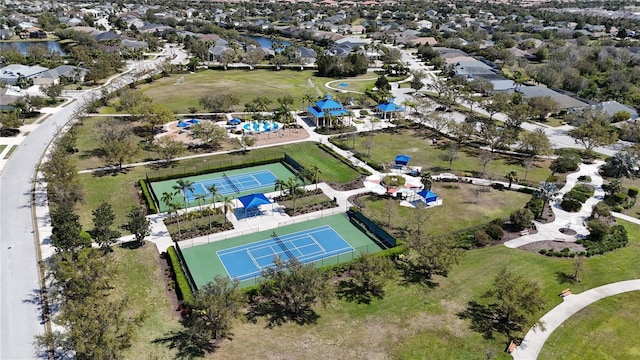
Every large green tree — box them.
[90,201,120,251]
[568,114,617,152]
[121,206,151,246]
[249,257,333,326]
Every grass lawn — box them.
[334,128,552,184]
[134,70,375,114]
[357,182,532,238]
[76,142,359,229]
[539,291,640,359]
[0,145,6,153]
[189,220,640,359]
[111,244,182,359]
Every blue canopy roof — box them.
[395,154,411,165]
[376,98,404,113]
[307,94,348,118]
[238,193,270,209]
[417,190,438,202]
[229,118,242,125]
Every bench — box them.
[520,230,530,236]
[506,340,517,354]
[560,288,572,297]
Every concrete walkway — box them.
[512,280,640,360]
[504,161,605,248]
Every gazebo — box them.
[307,94,349,127]
[417,189,439,204]
[375,98,404,120]
[237,193,272,217]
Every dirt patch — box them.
[519,240,586,253]
[250,126,310,146]
[330,175,366,191]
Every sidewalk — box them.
[512,279,640,360]
[504,161,605,248]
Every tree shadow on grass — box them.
[399,264,440,289]
[245,300,320,328]
[458,301,523,340]
[555,271,574,284]
[336,280,384,305]
[153,328,219,359]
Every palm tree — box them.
[310,165,321,191]
[169,201,183,236]
[285,177,302,197]
[505,170,518,190]
[274,178,286,196]
[195,193,206,212]
[421,172,433,191]
[535,182,560,214]
[609,150,638,178]
[172,179,195,213]
[161,191,174,219]
[221,196,234,225]
[206,184,218,209]
[300,93,315,113]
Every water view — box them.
[0,41,66,55]
[243,35,292,50]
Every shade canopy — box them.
[417,190,438,203]
[176,121,189,128]
[229,118,242,125]
[238,193,271,209]
[394,155,411,166]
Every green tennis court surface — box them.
[181,214,383,288]
[150,162,295,212]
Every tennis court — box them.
[150,162,296,212]
[181,214,384,287]
[218,225,353,281]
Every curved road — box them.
[512,280,640,359]
[0,45,176,358]
[0,90,93,359]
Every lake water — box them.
[0,41,66,55]
[243,35,292,50]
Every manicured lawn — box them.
[334,128,553,185]
[327,77,377,93]
[356,182,532,238]
[135,70,375,114]
[193,221,640,359]
[111,244,181,359]
[76,142,359,229]
[0,145,6,154]
[539,291,640,359]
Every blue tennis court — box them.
[185,170,277,201]
[217,225,353,281]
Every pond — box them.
[242,35,292,51]
[0,41,66,55]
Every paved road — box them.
[512,280,640,359]
[0,49,169,358]
[0,90,93,359]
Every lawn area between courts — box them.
[332,128,553,185]
[129,70,375,114]
[150,163,296,212]
[180,214,382,288]
[115,218,640,359]
[357,182,532,238]
[76,142,359,229]
[539,291,640,359]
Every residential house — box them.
[593,101,638,120]
[0,64,49,86]
[513,86,589,110]
[0,88,22,111]
[34,65,88,85]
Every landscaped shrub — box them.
[628,187,639,198]
[166,246,194,303]
[546,175,558,183]
[474,230,491,246]
[561,198,582,212]
[526,197,545,218]
[139,179,158,214]
[565,184,595,203]
[586,218,610,242]
[485,224,504,241]
[610,191,629,205]
[510,208,534,230]
[613,205,624,212]
[577,175,591,182]
[591,202,611,218]
[551,149,580,173]
[492,183,505,190]
[584,225,628,254]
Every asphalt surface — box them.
[0,90,91,359]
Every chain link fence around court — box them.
[239,243,381,287]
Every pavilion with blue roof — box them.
[307,94,349,127]
[375,98,404,120]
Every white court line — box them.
[246,249,261,269]
[308,234,327,253]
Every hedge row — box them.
[167,246,194,303]
[318,243,408,276]
[147,156,284,183]
[139,179,158,214]
[317,143,371,175]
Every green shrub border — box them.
[167,246,195,303]
[139,179,158,214]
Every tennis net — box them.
[272,231,296,260]
[222,172,240,193]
